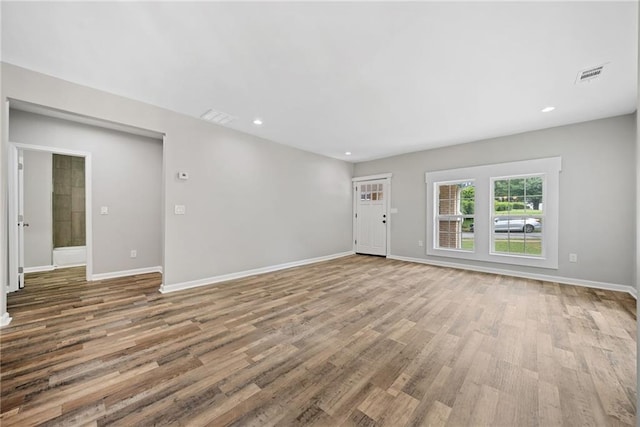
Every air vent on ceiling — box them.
[200,109,237,125]
[576,64,606,83]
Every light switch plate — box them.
[174,205,186,215]
[100,206,109,215]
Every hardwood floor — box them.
[0,255,636,426]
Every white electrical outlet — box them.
[130,250,137,258]
[174,205,186,215]
[418,240,424,247]
[569,253,577,263]
[100,206,109,215]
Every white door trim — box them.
[8,146,19,292]
[8,142,93,290]
[352,173,392,182]
[352,174,392,256]
[17,149,24,289]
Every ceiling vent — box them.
[576,64,606,83]
[200,109,237,125]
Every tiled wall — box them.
[53,154,85,248]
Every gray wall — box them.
[10,110,163,275]
[1,63,354,295]
[355,114,636,287]
[23,150,52,268]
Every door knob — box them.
[24,223,29,227]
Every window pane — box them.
[439,185,455,212]
[462,220,474,250]
[495,177,543,214]
[524,219,542,255]
[494,179,509,198]
[524,176,542,214]
[524,196,543,213]
[494,198,508,215]
[494,180,509,214]
[525,177,543,196]
[438,220,460,249]
[435,181,474,252]
[437,224,474,251]
[439,199,455,214]
[460,183,474,215]
[461,199,474,215]
[493,216,542,257]
[509,178,525,198]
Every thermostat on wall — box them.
[177,171,189,180]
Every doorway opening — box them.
[3,101,165,328]
[8,143,92,291]
[51,154,87,269]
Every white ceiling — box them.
[2,1,637,162]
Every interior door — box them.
[356,180,387,256]
[17,150,25,289]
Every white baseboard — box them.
[24,265,56,273]
[160,251,355,294]
[388,255,637,298]
[53,246,86,267]
[56,263,87,269]
[0,312,13,327]
[91,266,163,281]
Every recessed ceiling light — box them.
[541,106,555,113]
[253,118,263,125]
[345,151,352,156]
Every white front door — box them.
[356,180,387,256]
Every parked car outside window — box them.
[469,217,541,233]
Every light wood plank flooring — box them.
[0,255,636,426]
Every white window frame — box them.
[490,174,546,259]
[434,179,475,252]
[426,157,561,269]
